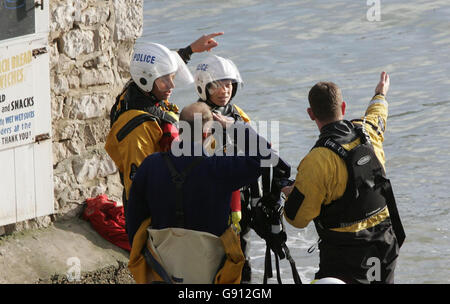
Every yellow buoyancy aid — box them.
[105,82,179,200]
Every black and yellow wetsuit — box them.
[105,46,192,215]
[284,95,404,284]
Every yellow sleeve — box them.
[284,148,347,228]
[353,95,388,167]
[105,110,163,199]
[232,104,251,122]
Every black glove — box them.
[250,195,286,260]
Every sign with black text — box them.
[0,45,35,150]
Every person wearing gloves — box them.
[194,55,257,282]
[105,33,223,216]
[126,102,277,284]
[282,72,405,284]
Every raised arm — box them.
[374,71,390,97]
[177,32,224,63]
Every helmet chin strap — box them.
[147,91,160,104]
[203,100,234,117]
[205,98,233,108]
[134,82,161,104]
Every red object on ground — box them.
[82,194,131,252]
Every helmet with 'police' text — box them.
[130,42,193,93]
[194,55,242,101]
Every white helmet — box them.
[130,42,194,93]
[311,277,346,284]
[194,55,242,101]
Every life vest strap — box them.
[351,118,381,135]
[115,113,157,142]
[142,247,173,284]
[380,176,406,248]
[161,152,205,228]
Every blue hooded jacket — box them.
[126,122,275,244]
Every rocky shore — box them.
[37,260,135,284]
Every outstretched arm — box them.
[190,32,224,53]
[178,32,224,63]
[352,72,391,166]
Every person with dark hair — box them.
[282,72,405,284]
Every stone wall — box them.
[0,0,143,235]
[50,0,142,218]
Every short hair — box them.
[179,102,213,141]
[308,82,343,122]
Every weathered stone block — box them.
[79,6,110,26]
[116,41,134,71]
[65,137,85,155]
[95,25,112,51]
[71,94,108,120]
[113,0,143,41]
[53,75,69,95]
[60,29,95,59]
[53,53,76,75]
[49,42,60,70]
[80,68,114,87]
[51,95,64,120]
[53,120,79,141]
[52,141,72,166]
[67,75,80,89]
[72,156,98,183]
[49,2,76,34]
[98,153,117,177]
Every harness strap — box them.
[142,247,173,284]
[274,253,282,284]
[161,152,205,228]
[115,113,157,142]
[380,177,406,248]
[262,244,302,284]
[351,118,381,135]
[282,243,302,284]
[263,245,272,284]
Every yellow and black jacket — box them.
[105,81,179,209]
[284,95,404,284]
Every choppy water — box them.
[142,0,450,284]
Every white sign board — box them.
[0,0,53,226]
[0,45,35,150]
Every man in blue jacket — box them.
[126,102,276,241]
[125,102,278,283]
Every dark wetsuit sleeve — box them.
[177,45,193,64]
[284,187,306,221]
[213,122,277,191]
